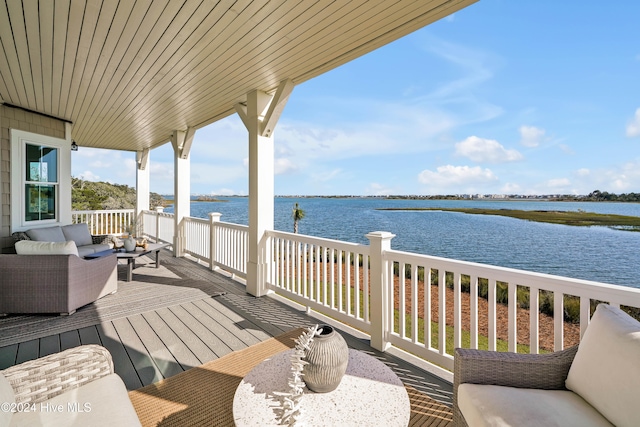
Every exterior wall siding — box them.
[0,105,65,253]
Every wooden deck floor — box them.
[0,251,453,405]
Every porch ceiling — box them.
[0,0,476,152]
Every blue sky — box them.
[72,0,640,196]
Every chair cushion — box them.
[25,226,65,242]
[15,240,79,256]
[9,373,142,427]
[565,304,640,427]
[0,373,14,426]
[61,224,93,247]
[458,383,613,427]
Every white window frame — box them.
[11,129,72,232]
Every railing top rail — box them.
[142,210,174,218]
[217,221,249,231]
[267,229,370,253]
[386,248,640,304]
[72,209,135,214]
[184,216,209,225]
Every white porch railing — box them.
[74,208,640,372]
[140,209,175,244]
[264,229,640,371]
[72,209,135,235]
[267,230,371,334]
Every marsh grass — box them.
[377,207,640,230]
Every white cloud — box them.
[76,170,100,181]
[519,125,546,147]
[546,178,571,189]
[365,183,396,196]
[72,148,137,185]
[626,108,640,137]
[455,136,523,163]
[556,161,640,194]
[311,169,343,183]
[274,158,298,175]
[559,144,575,155]
[210,188,243,196]
[276,104,455,163]
[418,165,497,189]
[501,183,521,193]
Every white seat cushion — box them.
[458,384,613,427]
[14,240,79,256]
[10,374,141,427]
[565,304,640,427]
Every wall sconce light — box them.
[71,140,78,151]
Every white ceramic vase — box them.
[302,325,349,393]
[123,236,136,252]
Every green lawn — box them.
[282,276,535,354]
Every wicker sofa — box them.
[453,304,640,427]
[0,251,117,316]
[0,345,141,426]
[12,223,112,257]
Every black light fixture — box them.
[71,140,78,151]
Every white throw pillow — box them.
[15,240,79,256]
[0,373,14,426]
[565,304,640,427]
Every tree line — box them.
[581,190,640,202]
[72,177,165,211]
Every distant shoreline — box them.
[161,194,640,203]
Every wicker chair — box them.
[1,345,141,426]
[453,346,579,426]
[2,345,114,404]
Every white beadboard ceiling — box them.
[0,0,476,152]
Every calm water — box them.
[167,198,640,289]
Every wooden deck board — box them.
[195,297,271,345]
[0,252,453,413]
[39,334,61,357]
[154,306,217,365]
[110,317,163,387]
[15,339,39,364]
[127,314,184,380]
[185,300,248,352]
[78,325,102,346]
[96,322,143,390]
[60,330,81,350]
[0,344,17,370]
[168,304,234,359]
[140,310,202,371]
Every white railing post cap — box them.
[365,231,396,240]
[208,212,222,221]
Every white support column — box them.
[236,79,294,297]
[171,128,195,257]
[136,149,150,218]
[366,231,395,352]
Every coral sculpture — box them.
[279,324,320,426]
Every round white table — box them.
[233,349,410,426]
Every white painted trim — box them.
[10,129,71,232]
[136,149,150,214]
[261,79,294,137]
